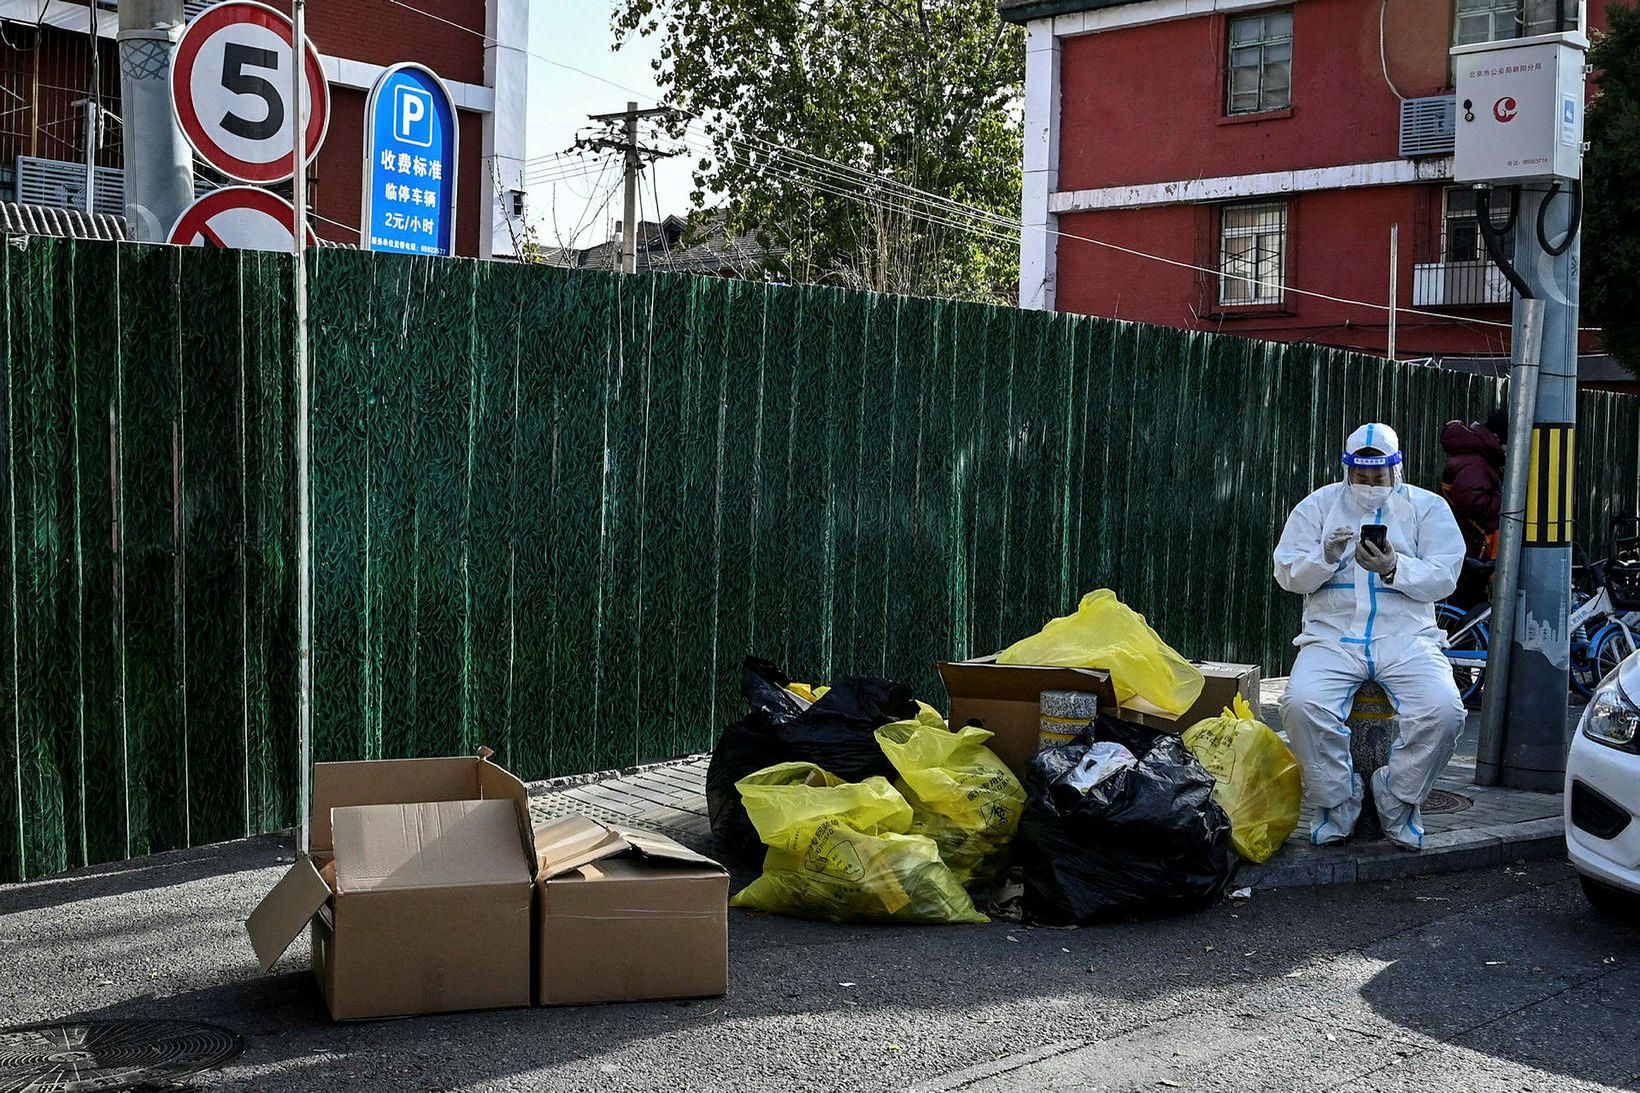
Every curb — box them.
[524,753,709,797]
[1238,815,1565,889]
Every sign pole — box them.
[292,0,313,853]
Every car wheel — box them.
[1580,874,1640,921]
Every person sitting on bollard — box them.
[1272,423,1468,851]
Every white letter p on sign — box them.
[394,86,434,147]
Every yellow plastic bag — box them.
[996,589,1205,715]
[874,721,1025,890]
[913,701,948,730]
[1181,695,1301,863]
[730,762,987,924]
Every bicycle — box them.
[1434,517,1640,705]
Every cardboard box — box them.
[938,657,1119,776]
[534,815,729,1006]
[1131,661,1262,732]
[938,657,1262,776]
[247,752,538,1021]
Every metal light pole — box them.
[292,0,313,851]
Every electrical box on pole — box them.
[1456,23,1589,791]
[1453,33,1587,185]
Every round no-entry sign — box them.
[168,187,319,251]
[172,0,329,184]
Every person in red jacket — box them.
[1440,409,1507,607]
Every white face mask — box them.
[1350,483,1392,509]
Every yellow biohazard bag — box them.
[1181,695,1302,863]
[730,762,987,924]
[996,589,1205,715]
[874,721,1025,890]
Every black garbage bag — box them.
[706,657,916,861]
[1017,715,1235,924]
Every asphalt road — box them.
[1,837,1636,1092]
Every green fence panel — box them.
[4,238,1640,881]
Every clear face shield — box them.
[1341,447,1403,509]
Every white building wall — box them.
[482,0,529,258]
[1019,18,1060,310]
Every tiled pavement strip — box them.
[526,677,1569,891]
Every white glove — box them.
[1323,528,1355,565]
[1356,539,1398,577]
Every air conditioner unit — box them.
[15,157,219,218]
[15,157,125,217]
[1400,95,1457,158]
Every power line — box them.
[389,0,1552,334]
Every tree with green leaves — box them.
[1585,2,1640,375]
[613,0,1025,301]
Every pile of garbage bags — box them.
[709,659,1024,924]
[710,586,1302,927]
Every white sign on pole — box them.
[171,0,330,184]
[168,186,319,252]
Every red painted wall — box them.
[265,0,487,85]
[1055,185,1516,359]
[1053,0,1614,360]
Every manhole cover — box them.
[0,1019,243,1091]
[1424,789,1473,815]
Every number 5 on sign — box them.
[172,0,329,184]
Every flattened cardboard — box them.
[938,657,1261,773]
[533,816,729,1006]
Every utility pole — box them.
[1455,11,1587,789]
[1482,182,1582,790]
[578,102,681,274]
[117,0,194,240]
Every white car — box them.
[1566,649,1640,915]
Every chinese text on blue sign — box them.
[364,64,456,256]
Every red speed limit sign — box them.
[172,0,329,184]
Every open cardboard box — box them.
[246,751,538,1021]
[938,657,1261,776]
[533,815,729,1006]
[246,750,732,1020]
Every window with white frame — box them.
[1219,203,1287,306]
[1442,188,1515,263]
[1454,0,1521,45]
[1226,10,1293,115]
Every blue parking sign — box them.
[363,63,457,256]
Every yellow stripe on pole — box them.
[1547,425,1562,544]
[1563,429,1575,543]
[1526,427,1542,545]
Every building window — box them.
[1219,203,1287,306]
[1226,10,1293,115]
[1454,0,1576,45]
[1454,0,1520,45]
[1442,188,1515,262]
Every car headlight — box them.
[1584,683,1640,753]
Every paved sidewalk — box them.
[525,678,1575,893]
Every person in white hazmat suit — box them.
[1273,423,1468,851]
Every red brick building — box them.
[1005,0,1616,377]
[0,0,528,258]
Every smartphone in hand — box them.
[1361,523,1390,552]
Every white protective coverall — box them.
[1273,423,1468,850]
